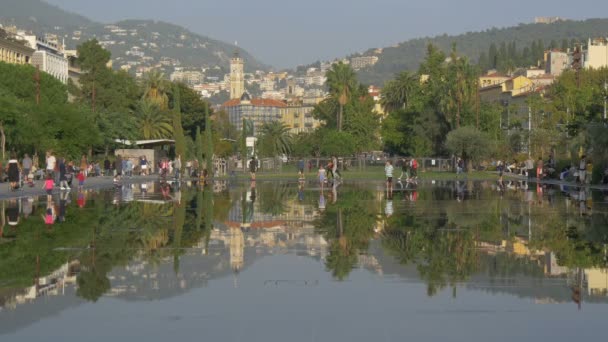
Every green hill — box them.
[0,0,92,30]
[357,18,608,85]
[0,0,267,72]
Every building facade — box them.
[229,53,245,99]
[0,28,34,65]
[282,103,320,134]
[585,38,608,70]
[350,56,379,70]
[223,94,286,133]
[546,50,569,76]
[21,34,68,83]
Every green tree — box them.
[326,62,358,131]
[257,121,292,157]
[135,99,173,139]
[446,126,492,171]
[171,85,187,163]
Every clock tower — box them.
[230,52,245,100]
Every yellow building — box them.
[281,103,321,134]
[0,28,34,65]
[503,76,534,96]
[479,72,510,88]
[586,268,608,297]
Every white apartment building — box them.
[350,55,379,70]
[585,38,608,70]
[20,33,68,84]
[170,70,204,85]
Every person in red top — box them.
[76,170,86,190]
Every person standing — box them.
[116,155,123,176]
[58,158,70,190]
[22,154,32,180]
[525,156,534,180]
[46,151,56,180]
[398,158,409,181]
[536,158,544,181]
[126,158,133,178]
[76,170,85,190]
[185,159,192,178]
[80,155,88,177]
[410,158,418,179]
[297,158,305,179]
[578,155,587,184]
[174,155,182,180]
[331,156,340,180]
[385,160,394,197]
[7,154,20,191]
[249,156,258,181]
[318,164,326,189]
[104,157,111,176]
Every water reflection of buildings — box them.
[1,261,79,311]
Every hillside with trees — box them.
[357,18,608,85]
[0,0,267,72]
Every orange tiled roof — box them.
[222,98,287,108]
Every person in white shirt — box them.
[385,160,394,197]
[46,151,56,181]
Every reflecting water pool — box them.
[1,179,608,341]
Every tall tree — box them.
[171,85,187,165]
[326,62,358,131]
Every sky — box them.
[46,0,608,69]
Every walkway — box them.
[0,175,159,200]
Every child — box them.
[77,170,86,190]
[318,165,326,189]
[43,174,54,199]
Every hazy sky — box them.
[46,0,608,68]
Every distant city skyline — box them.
[46,0,608,69]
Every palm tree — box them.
[258,121,292,157]
[381,71,419,113]
[142,69,170,109]
[135,99,173,139]
[326,62,358,131]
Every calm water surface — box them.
[1,179,607,341]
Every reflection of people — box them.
[43,200,56,226]
[58,191,68,223]
[385,199,393,217]
[331,180,338,204]
[298,181,305,202]
[7,199,19,227]
[319,190,326,211]
[249,181,256,202]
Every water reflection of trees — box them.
[381,182,608,297]
[0,187,218,302]
[315,187,376,280]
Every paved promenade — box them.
[0,175,159,200]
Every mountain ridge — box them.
[354,18,608,85]
[0,0,268,72]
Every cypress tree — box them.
[172,84,187,170]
